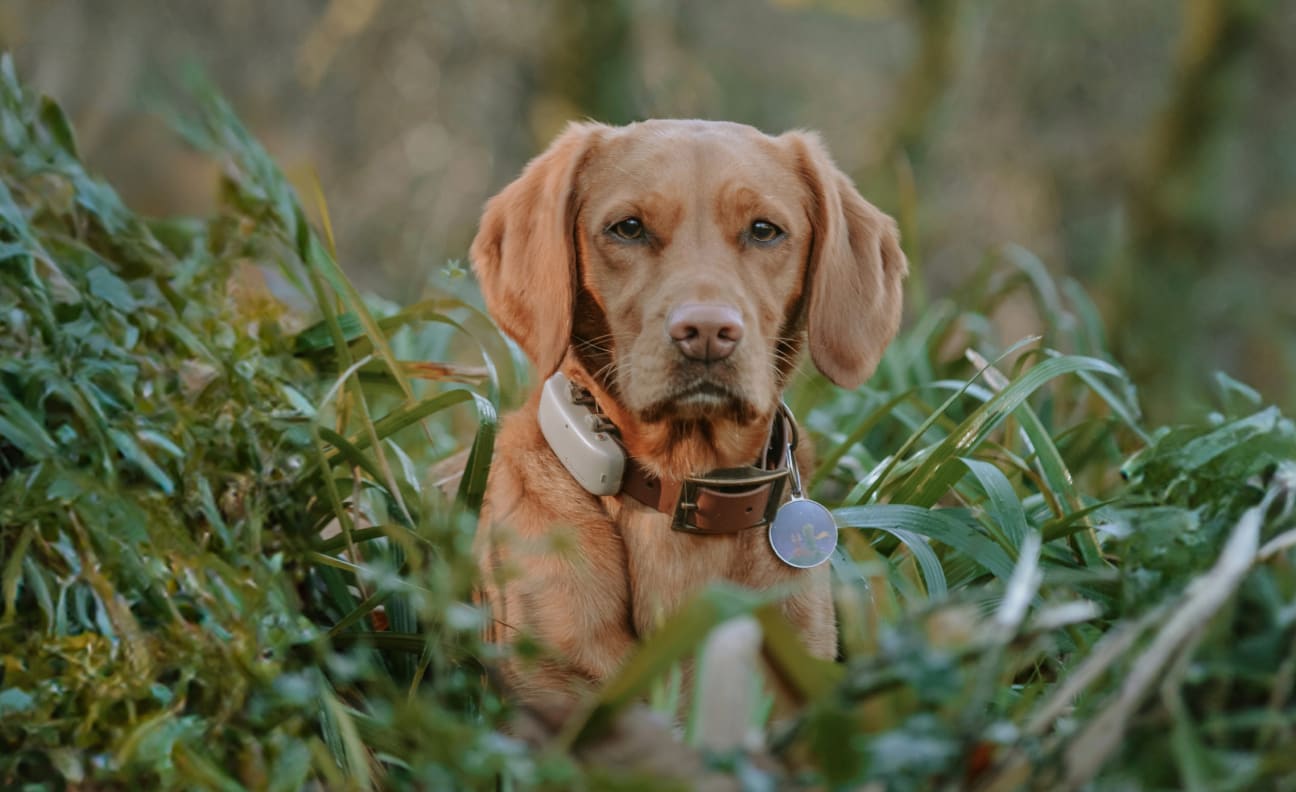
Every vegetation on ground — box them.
[2,57,1294,790]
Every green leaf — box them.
[1178,407,1283,471]
[0,408,57,461]
[296,211,416,403]
[327,589,393,638]
[1010,398,1105,566]
[845,334,1045,505]
[754,605,845,701]
[456,397,498,513]
[294,311,365,353]
[317,676,372,789]
[881,525,950,599]
[889,354,1122,508]
[2,525,34,625]
[559,585,771,749]
[835,504,1016,582]
[172,743,246,792]
[811,388,916,488]
[0,686,35,716]
[329,631,429,655]
[38,94,78,158]
[107,427,174,494]
[86,265,138,313]
[961,458,1030,550]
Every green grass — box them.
[2,56,1295,790]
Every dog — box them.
[470,120,906,710]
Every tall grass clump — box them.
[0,56,549,789]
[2,58,1294,790]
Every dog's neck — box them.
[558,355,777,481]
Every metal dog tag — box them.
[768,444,837,569]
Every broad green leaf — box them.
[1179,407,1283,470]
[882,525,950,599]
[961,458,1030,549]
[836,504,1016,582]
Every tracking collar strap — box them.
[620,405,794,534]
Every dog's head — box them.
[471,120,906,428]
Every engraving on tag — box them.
[768,498,838,568]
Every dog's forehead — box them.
[585,120,803,203]
[599,121,780,167]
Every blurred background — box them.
[3,0,1293,420]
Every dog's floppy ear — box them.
[787,132,907,389]
[471,122,603,377]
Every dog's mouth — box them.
[639,378,760,423]
[674,381,736,404]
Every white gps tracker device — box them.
[537,372,627,496]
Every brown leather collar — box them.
[583,385,795,534]
[621,457,790,534]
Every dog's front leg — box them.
[476,464,636,708]
[778,568,838,660]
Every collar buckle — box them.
[671,466,789,534]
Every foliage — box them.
[2,59,1295,790]
[0,56,527,789]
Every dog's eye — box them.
[749,220,783,243]
[609,217,645,241]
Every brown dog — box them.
[470,120,906,708]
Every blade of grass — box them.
[846,335,1044,505]
[317,677,373,789]
[1,524,34,625]
[556,585,771,750]
[811,388,918,489]
[327,589,393,638]
[836,504,1016,582]
[754,603,846,702]
[456,397,498,513]
[888,354,1123,508]
[962,458,1030,550]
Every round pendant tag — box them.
[768,498,838,569]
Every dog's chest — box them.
[607,498,794,635]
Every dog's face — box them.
[578,122,817,423]
[472,120,906,427]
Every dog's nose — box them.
[667,303,744,362]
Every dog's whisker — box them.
[591,359,620,386]
[575,331,619,345]
[574,331,630,357]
